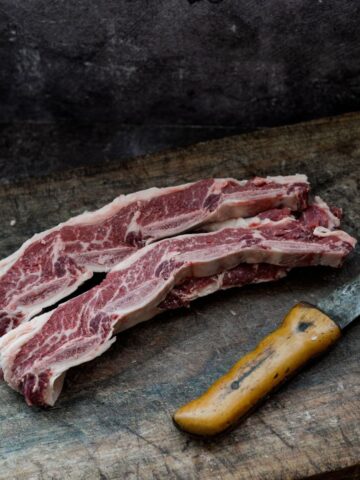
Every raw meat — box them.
[158,264,288,310]
[0,207,355,406]
[204,196,341,232]
[160,196,342,309]
[0,175,309,336]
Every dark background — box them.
[1,0,360,183]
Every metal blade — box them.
[317,273,360,329]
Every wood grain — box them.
[0,113,359,479]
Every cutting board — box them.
[0,114,359,480]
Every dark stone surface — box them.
[0,0,360,180]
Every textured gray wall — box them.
[0,0,359,180]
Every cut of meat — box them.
[204,196,341,232]
[0,206,355,407]
[0,175,309,336]
[299,196,341,230]
[162,196,343,310]
[158,264,288,310]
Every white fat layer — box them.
[204,214,294,232]
[266,174,308,184]
[143,212,204,239]
[313,226,357,246]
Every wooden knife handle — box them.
[173,303,341,437]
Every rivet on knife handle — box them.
[173,303,341,437]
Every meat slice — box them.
[158,264,288,310]
[0,175,309,336]
[0,209,355,407]
[158,196,342,310]
[204,196,341,232]
[299,196,342,230]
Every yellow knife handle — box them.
[173,303,341,437]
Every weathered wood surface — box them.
[0,113,359,480]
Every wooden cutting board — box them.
[0,113,359,480]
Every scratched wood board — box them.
[0,113,359,480]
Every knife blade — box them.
[317,274,360,329]
[173,274,360,437]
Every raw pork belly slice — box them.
[0,210,355,406]
[0,175,309,336]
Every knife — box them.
[173,274,360,437]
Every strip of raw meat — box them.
[159,196,342,309]
[0,210,355,406]
[158,264,288,310]
[0,175,309,336]
[204,196,341,232]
